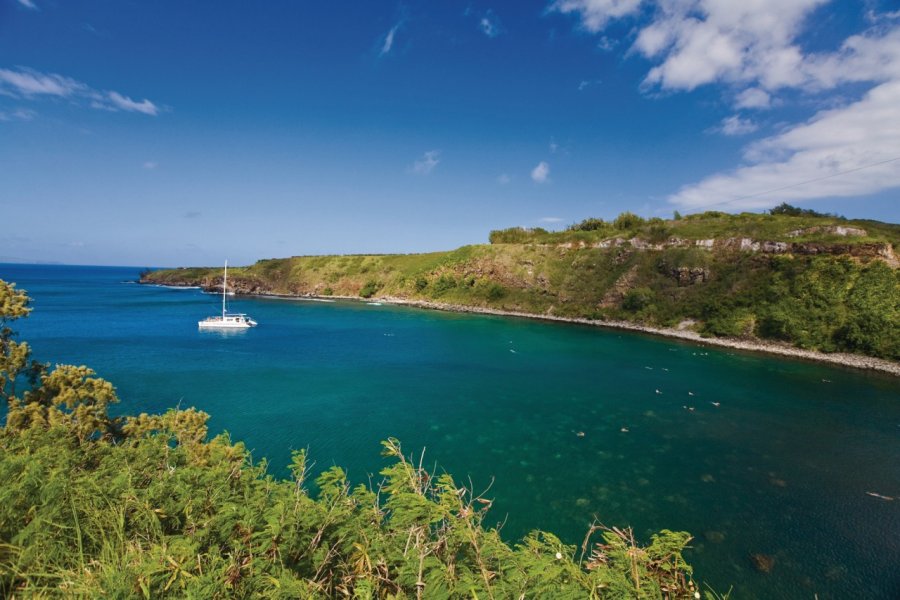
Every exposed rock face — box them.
[670,267,709,285]
[558,235,897,267]
[592,238,625,249]
[786,225,867,237]
[600,265,640,308]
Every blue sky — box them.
[1,0,899,266]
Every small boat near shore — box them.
[198,261,258,329]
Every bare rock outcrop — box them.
[670,266,710,285]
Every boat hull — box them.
[198,316,257,329]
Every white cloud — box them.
[497,173,511,184]
[631,0,825,92]
[380,24,400,56]
[105,91,159,116]
[549,0,643,32]
[734,87,771,109]
[557,0,900,97]
[540,216,564,223]
[142,161,158,170]
[411,150,440,175]
[479,10,503,38]
[715,115,758,136]
[0,68,84,97]
[670,80,900,210]
[0,66,160,116]
[531,161,550,183]
[17,0,38,10]
[554,2,900,208]
[597,36,618,51]
[0,108,36,121]
[799,26,900,90]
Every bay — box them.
[2,263,898,598]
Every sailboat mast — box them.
[222,260,228,318]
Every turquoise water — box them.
[2,263,899,598]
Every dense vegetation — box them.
[144,209,900,361]
[0,279,702,598]
[487,208,899,246]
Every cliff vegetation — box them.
[143,208,900,361]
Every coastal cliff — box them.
[143,210,900,362]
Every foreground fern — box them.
[0,279,700,598]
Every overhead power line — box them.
[685,155,900,212]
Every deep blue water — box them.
[2,263,899,598]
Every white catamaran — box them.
[198,261,258,329]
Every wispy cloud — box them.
[550,0,643,33]
[0,66,161,116]
[671,80,900,210]
[16,0,38,10]
[714,115,759,136]
[380,23,401,56]
[479,10,503,38]
[0,108,36,121]
[539,216,564,223]
[411,150,440,175]
[497,173,511,184]
[142,161,158,170]
[0,68,83,97]
[596,35,618,51]
[183,211,202,219]
[531,161,550,183]
[105,91,159,116]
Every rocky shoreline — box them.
[230,286,900,377]
[143,276,899,376]
[378,297,900,376]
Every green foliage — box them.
[141,208,900,360]
[568,217,608,232]
[359,280,380,299]
[322,286,334,296]
[614,212,646,231]
[769,202,842,219]
[489,227,550,244]
[485,282,506,301]
[623,287,654,312]
[0,279,700,598]
[431,274,458,296]
[834,262,900,357]
[0,280,45,406]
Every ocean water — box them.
[2,263,899,598]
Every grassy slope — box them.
[144,212,900,360]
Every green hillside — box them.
[144,208,900,361]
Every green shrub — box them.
[486,282,506,300]
[613,211,645,230]
[359,280,380,298]
[567,217,607,232]
[623,287,654,311]
[431,275,457,296]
